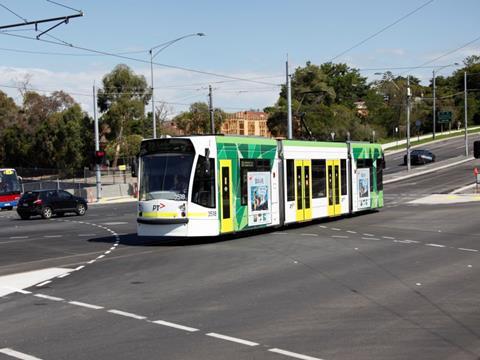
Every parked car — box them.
[404,149,436,165]
[17,189,88,220]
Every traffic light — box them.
[94,150,105,164]
[474,141,480,159]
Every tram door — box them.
[326,160,341,216]
[219,160,234,233]
[295,160,312,222]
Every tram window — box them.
[192,156,216,208]
[311,160,326,198]
[240,159,271,205]
[340,159,347,195]
[286,159,295,201]
[376,158,384,191]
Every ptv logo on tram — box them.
[152,203,166,211]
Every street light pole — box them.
[93,83,101,201]
[465,71,468,157]
[149,33,205,139]
[286,59,293,139]
[432,69,436,140]
[406,75,411,171]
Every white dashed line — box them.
[78,234,97,237]
[268,348,324,360]
[9,236,28,239]
[382,236,395,240]
[206,333,259,347]
[331,227,341,231]
[43,235,62,238]
[108,309,146,320]
[102,222,128,225]
[34,294,64,302]
[362,237,380,241]
[397,240,419,244]
[36,281,51,287]
[332,235,349,239]
[87,260,96,264]
[458,248,479,252]
[363,233,374,237]
[75,266,85,271]
[300,233,318,237]
[105,250,111,254]
[273,232,288,235]
[0,348,43,360]
[68,301,104,310]
[57,273,70,278]
[152,320,199,332]
[346,230,357,234]
[318,225,327,229]
[97,255,105,259]
[425,243,446,248]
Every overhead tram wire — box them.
[0,3,28,22]
[0,32,281,87]
[45,0,82,14]
[328,0,434,62]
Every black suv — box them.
[404,149,436,165]
[17,190,88,220]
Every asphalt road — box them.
[1,162,480,360]
[384,133,480,175]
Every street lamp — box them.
[149,33,205,139]
[432,63,459,139]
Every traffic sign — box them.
[437,111,452,123]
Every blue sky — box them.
[0,0,479,116]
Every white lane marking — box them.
[346,230,357,234]
[78,234,97,237]
[43,235,62,238]
[206,333,259,347]
[97,255,105,259]
[34,294,64,302]
[75,266,85,271]
[300,233,318,237]
[87,260,96,264]
[108,309,146,320]
[400,240,419,244]
[458,248,479,252]
[36,281,51,287]
[102,222,128,225]
[363,233,374,237]
[152,320,199,332]
[331,228,341,231]
[0,348,43,360]
[0,268,72,297]
[6,288,32,295]
[9,236,28,239]
[57,273,70,278]
[105,250,111,254]
[318,225,327,228]
[273,232,288,235]
[362,237,380,241]
[382,236,395,240]
[455,145,465,149]
[68,301,104,310]
[425,243,446,248]
[416,283,422,286]
[332,235,348,239]
[268,348,324,360]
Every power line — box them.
[328,0,434,62]
[0,3,28,22]
[46,0,82,14]
[0,31,281,87]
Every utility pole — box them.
[406,75,411,171]
[150,50,156,139]
[93,84,101,201]
[464,71,468,157]
[286,59,293,139]
[209,85,215,134]
[432,69,436,139]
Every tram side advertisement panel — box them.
[357,168,371,210]
[247,171,272,226]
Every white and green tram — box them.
[136,136,384,238]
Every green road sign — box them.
[437,111,452,123]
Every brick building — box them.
[221,111,271,137]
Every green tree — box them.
[97,64,151,167]
[173,102,225,134]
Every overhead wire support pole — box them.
[406,75,411,171]
[93,84,101,201]
[464,71,468,157]
[286,58,293,139]
[150,49,156,139]
[432,69,436,140]
[209,85,215,134]
[0,13,83,31]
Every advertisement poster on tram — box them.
[247,172,271,226]
[357,168,371,209]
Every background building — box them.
[221,111,271,137]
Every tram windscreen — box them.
[0,170,21,195]
[139,153,194,201]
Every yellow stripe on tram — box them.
[141,212,179,218]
